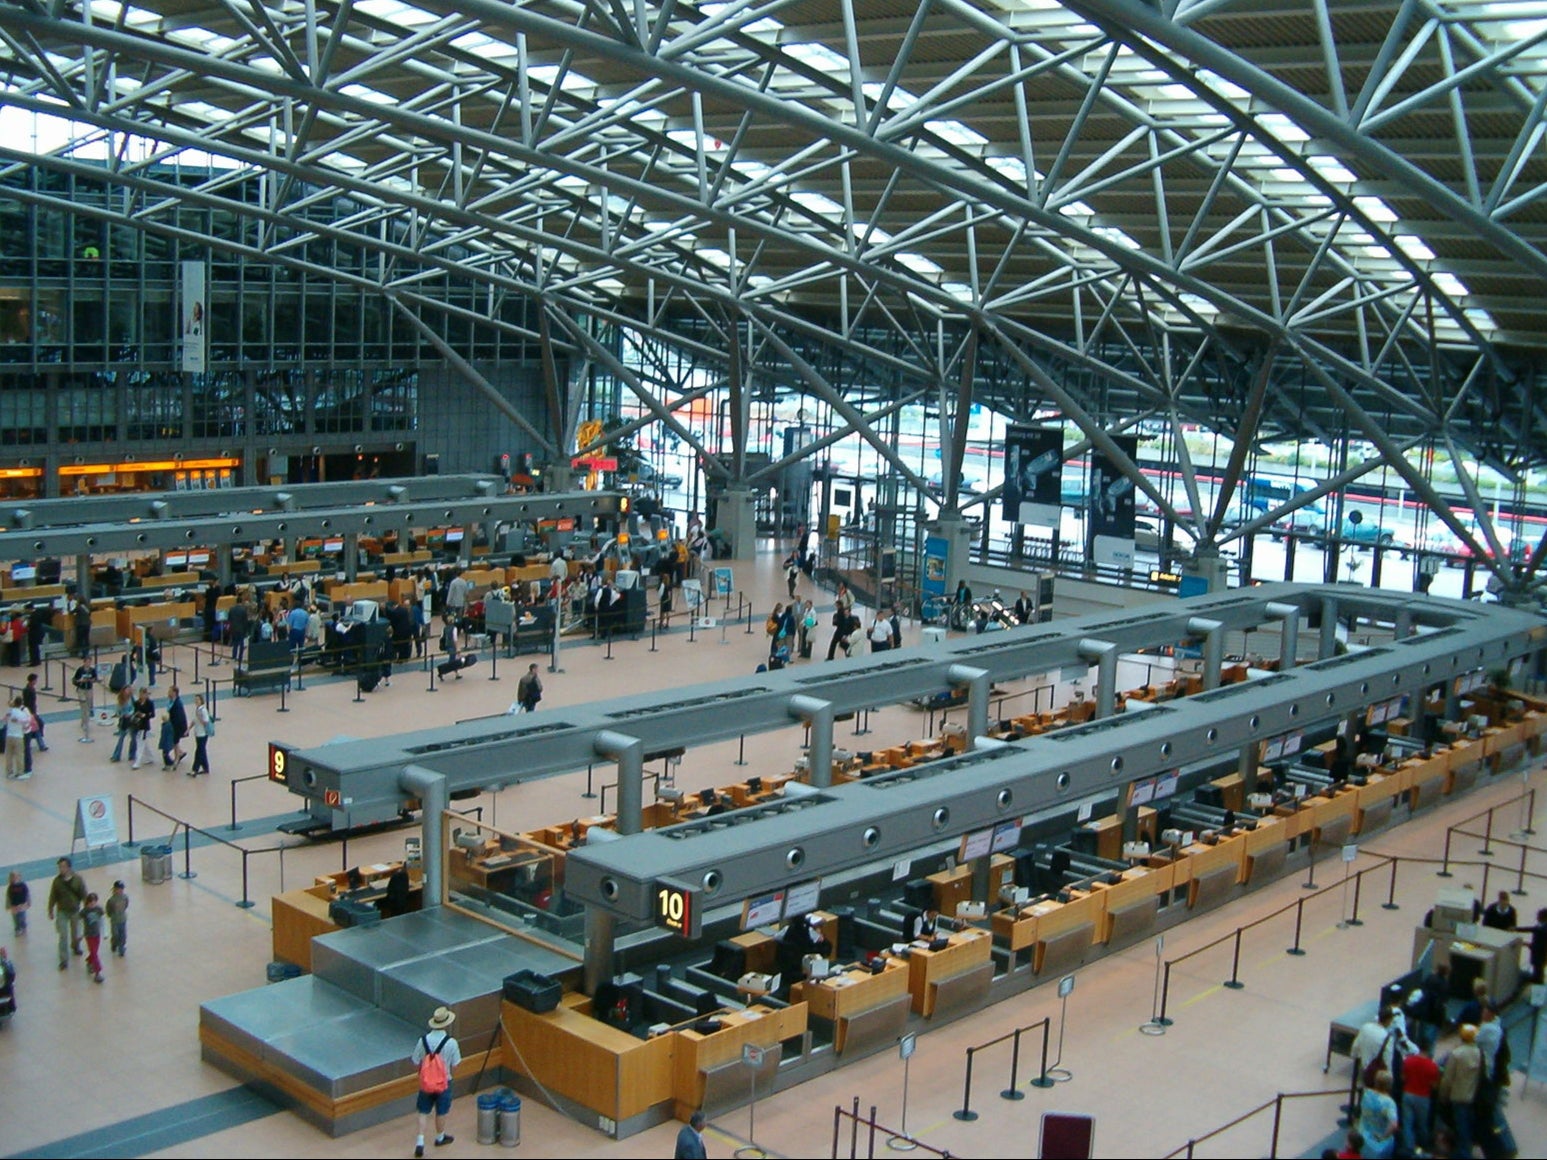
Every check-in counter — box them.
[1398,750,1450,812]
[1353,770,1407,834]
[1240,815,1291,883]
[992,888,1103,976]
[501,991,676,1126]
[271,863,423,970]
[791,957,910,1053]
[1176,831,1247,904]
[326,580,389,608]
[119,600,195,643]
[1306,786,1358,848]
[449,843,554,894]
[927,854,1015,914]
[1445,737,1486,794]
[904,928,993,1017]
[672,1002,807,1119]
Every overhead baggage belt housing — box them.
[273,585,1544,847]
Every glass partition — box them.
[442,812,587,953]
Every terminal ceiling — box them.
[3,0,1547,571]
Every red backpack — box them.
[418,1034,449,1094]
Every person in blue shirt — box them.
[286,602,309,653]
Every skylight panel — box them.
[355,0,438,27]
[1257,113,1309,144]
[1395,235,1435,262]
[1352,196,1398,223]
[1307,156,1357,184]
[861,83,918,112]
[786,43,849,76]
[527,66,599,95]
[791,191,844,218]
[851,222,893,244]
[928,120,989,147]
[896,252,943,275]
[696,247,732,269]
[699,2,783,36]
[1432,272,1471,298]
[340,83,396,106]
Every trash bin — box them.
[476,1093,500,1145]
[498,1094,521,1147]
[140,844,173,885]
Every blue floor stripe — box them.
[13,1086,280,1159]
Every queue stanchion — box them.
[488,644,499,682]
[276,679,290,713]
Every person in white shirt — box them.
[410,1006,461,1158]
[4,697,31,779]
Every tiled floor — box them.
[2,549,1544,1159]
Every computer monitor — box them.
[445,529,464,545]
[699,788,718,806]
[902,878,934,911]
[747,776,763,793]
[163,553,187,570]
[9,565,35,583]
[323,538,344,554]
[188,551,211,567]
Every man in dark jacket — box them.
[227,597,251,667]
[164,687,188,769]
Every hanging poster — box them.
[1003,424,1063,527]
[180,260,207,373]
[1089,434,1138,569]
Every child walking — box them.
[80,893,105,983]
[105,881,128,958]
[6,871,29,935]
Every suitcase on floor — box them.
[357,669,382,694]
[437,653,479,679]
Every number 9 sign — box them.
[268,743,289,784]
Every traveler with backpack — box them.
[411,1006,460,1157]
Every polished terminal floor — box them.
[2,551,1545,1160]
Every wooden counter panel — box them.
[906,930,992,1016]
[794,960,908,1024]
[615,1030,677,1121]
[498,996,637,1119]
[1242,817,1288,855]
[1177,834,1245,882]
[1094,868,1164,917]
[272,885,339,971]
[672,1003,807,1113]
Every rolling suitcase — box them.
[437,652,479,679]
[357,668,383,694]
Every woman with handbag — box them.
[189,693,213,777]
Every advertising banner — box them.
[1089,434,1138,568]
[1003,424,1062,526]
[180,260,207,373]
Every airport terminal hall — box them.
[6,3,1547,1159]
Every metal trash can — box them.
[476,1093,500,1145]
[498,1094,521,1146]
[140,844,173,885]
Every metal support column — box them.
[400,764,447,910]
[583,909,617,996]
[1265,602,1301,670]
[948,664,991,743]
[1319,596,1339,660]
[1076,642,1117,718]
[790,696,835,787]
[595,731,644,835]
[1187,619,1224,691]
